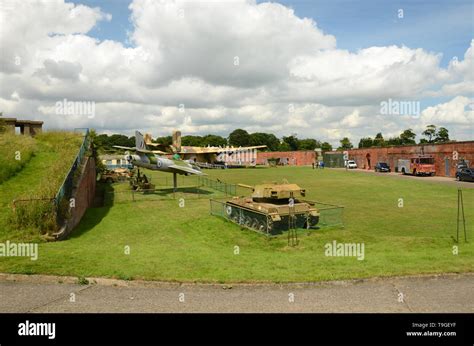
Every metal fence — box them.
[54,128,90,207]
[197,176,238,196]
[310,201,345,228]
[104,185,220,205]
[210,198,344,237]
[323,152,345,168]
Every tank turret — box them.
[238,183,306,201]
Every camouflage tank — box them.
[224,183,320,235]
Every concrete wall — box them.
[55,157,96,240]
[347,141,474,177]
[30,124,42,136]
[2,118,43,136]
[257,151,316,166]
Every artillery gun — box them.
[129,169,155,192]
[224,182,320,235]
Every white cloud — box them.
[128,0,336,88]
[0,0,472,147]
[341,110,363,128]
[421,96,474,125]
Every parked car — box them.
[346,160,357,169]
[456,168,474,182]
[457,161,468,171]
[375,162,391,172]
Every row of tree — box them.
[227,129,333,152]
[355,125,450,149]
[87,125,453,153]
[93,129,334,152]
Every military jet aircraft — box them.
[113,131,205,190]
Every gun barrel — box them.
[238,183,254,190]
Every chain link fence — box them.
[197,176,238,195]
[103,175,238,205]
[104,185,219,205]
[54,128,90,207]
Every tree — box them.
[278,141,291,151]
[386,137,403,146]
[422,125,436,143]
[181,135,203,146]
[282,135,299,151]
[298,138,320,150]
[154,135,172,146]
[109,134,135,148]
[320,142,333,152]
[435,127,449,143]
[249,132,280,151]
[358,137,373,148]
[201,134,227,147]
[338,137,353,150]
[228,129,251,147]
[373,132,385,147]
[89,130,106,173]
[400,129,416,145]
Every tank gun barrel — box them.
[238,183,254,190]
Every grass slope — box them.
[0,132,83,241]
[0,133,37,183]
[0,166,472,282]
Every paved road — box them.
[0,273,473,313]
[331,168,474,188]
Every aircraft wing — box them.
[113,145,166,155]
[179,145,266,154]
[113,145,136,151]
[223,145,267,151]
[168,164,206,175]
[146,142,172,151]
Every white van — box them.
[346,160,357,169]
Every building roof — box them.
[2,117,44,125]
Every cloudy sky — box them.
[0,0,472,146]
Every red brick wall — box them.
[257,151,316,166]
[56,157,96,240]
[347,141,474,177]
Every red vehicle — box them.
[398,155,436,176]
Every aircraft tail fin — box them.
[135,131,147,151]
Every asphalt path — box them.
[1,273,473,313]
[330,168,474,188]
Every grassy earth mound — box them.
[0,132,83,241]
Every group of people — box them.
[312,161,325,169]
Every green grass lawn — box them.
[0,166,473,282]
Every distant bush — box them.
[0,133,37,183]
